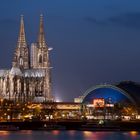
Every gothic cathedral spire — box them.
[12,15,29,69]
[30,15,52,100]
[38,14,47,48]
[17,15,27,47]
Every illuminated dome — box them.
[82,85,136,105]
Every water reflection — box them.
[0,131,10,136]
[83,131,112,139]
[83,131,93,137]
[128,131,140,140]
[0,130,140,140]
[130,131,138,137]
[19,130,33,135]
[68,130,75,136]
[52,130,60,136]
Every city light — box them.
[55,97,62,102]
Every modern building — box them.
[74,96,84,103]
[77,83,139,120]
[0,15,53,103]
[82,84,136,105]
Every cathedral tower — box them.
[31,14,49,69]
[0,15,53,103]
[31,15,52,101]
[12,15,29,69]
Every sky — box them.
[0,0,140,101]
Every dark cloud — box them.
[84,12,140,29]
[108,12,140,29]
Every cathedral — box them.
[0,15,53,103]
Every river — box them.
[0,130,140,140]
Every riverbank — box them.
[0,120,140,131]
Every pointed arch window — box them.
[39,54,42,63]
[19,57,23,66]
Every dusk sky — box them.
[0,0,140,101]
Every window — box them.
[19,57,23,66]
[39,54,42,63]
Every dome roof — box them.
[10,67,23,76]
[116,81,140,106]
[82,85,136,105]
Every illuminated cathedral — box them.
[0,15,53,103]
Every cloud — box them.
[108,12,140,29]
[84,12,140,29]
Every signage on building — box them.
[93,98,105,108]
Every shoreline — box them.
[0,120,140,131]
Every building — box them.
[0,15,53,103]
[79,84,138,120]
[82,84,136,105]
[74,96,84,103]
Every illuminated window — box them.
[19,57,23,66]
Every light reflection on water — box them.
[129,131,138,137]
[0,130,140,140]
[0,131,10,136]
[52,130,60,136]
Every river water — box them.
[0,130,140,140]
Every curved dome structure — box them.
[116,81,140,106]
[82,85,136,105]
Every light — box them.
[45,116,49,120]
[130,131,138,137]
[83,131,92,137]
[93,98,105,108]
[86,104,94,107]
[55,97,62,102]
[0,99,3,102]
[106,104,114,107]
[52,130,60,135]
[0,131,10,136]
[48,47,53,51]
[24,114,33,119]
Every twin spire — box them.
[17,15,26,47]
[38,14,46,47]
[18,14,46,48]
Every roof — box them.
[10,67,23,76]
[82,84,136,105]
[0,70,9,77]
[24,69,46,77]
[0,68,47,78]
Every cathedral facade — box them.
[0,15,53,103]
